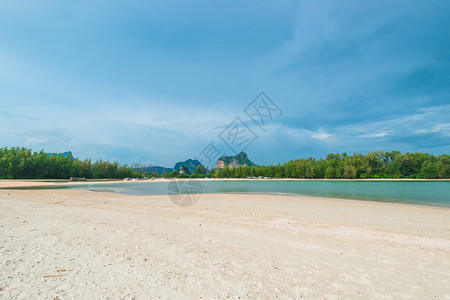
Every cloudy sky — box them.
[1,1,449,167]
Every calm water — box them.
[68,180,450,206]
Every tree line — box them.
[1,148,448,180]
[158,151,449,179]
[0,147,141,179]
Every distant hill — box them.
[135,166,173,175]
[46,151,74,160]
[216,152,255,169]
[173,159,201,174]
[133,159,202,175]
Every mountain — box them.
[173,159,202,174]
[133,158,202,175]
[216,152,255,169]
[136,166,173,174]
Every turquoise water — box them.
[68,180,450,206]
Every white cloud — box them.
[414,129,428,134]
[310,131,331,139]
[360,131,390,138]
[25,138,48,145]
[415,123,450,136]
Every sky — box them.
[0,0,449,168]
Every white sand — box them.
[0,184,449,299]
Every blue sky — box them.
[1,1,449,167]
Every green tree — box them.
[193,165,206,175]
[418,160,437,179]
[324,166,336,178]
[343,165,357,179]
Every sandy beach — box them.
[1,183,450,299]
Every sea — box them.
[65,180,450,206]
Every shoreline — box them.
[1,179,448,209]
[3,186,449,209]
[217,191,450,209]
[1,177,449,187]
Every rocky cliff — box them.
[216,152,255,169]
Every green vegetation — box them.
[1,148,448,180]
[0,147,142,179]
[166,151,449,179]
[226,151,449,179]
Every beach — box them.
[1,183,450,299]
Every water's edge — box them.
[2,180,449,207]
